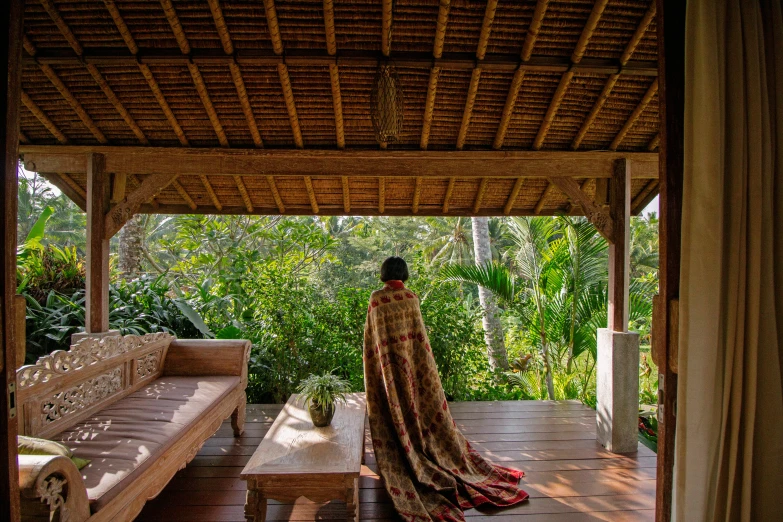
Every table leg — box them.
[245,489,267,522]
[345,478,359,522]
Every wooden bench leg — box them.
[232,395,246,437]
[345,478,359,522]
[245,489,267,522]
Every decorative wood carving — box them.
[135,350,163,380]
[42,367,123,425]
[17,333,171,390]
[549,176,615,242]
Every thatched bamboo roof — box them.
[19,0,660,217]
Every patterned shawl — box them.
[363,280,529,522]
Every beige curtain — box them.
[676,0,783,521]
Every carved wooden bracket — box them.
[104,173,178,238]
[549,176,615,242]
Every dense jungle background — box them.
[18,169,660,415]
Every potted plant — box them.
[297,372,351,427]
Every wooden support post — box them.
[2,2,23,520]
[607,158,630,332]
[86,153,110,333]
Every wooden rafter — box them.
[106,172,178,237]
[493,68,525,149]
[550,176,614,242]
[101,0,189,145]
[412,177,422,214]
[304,176,319,213]
[378,178,385,213]
[456,69,481,150]
[420,67,440,150]
[382,0,393,57]
[23,34,36,56]
[647,133,660,151]
[173,180,197,211]
[266,176,285,213]
[21,90,68,144]
[631,179,659,214]
[503,177,524,215]
[324,0,345,148]
[472,178,488,214]
[129,174,159,209]
[342,176,351,213]
[521,0,550,61]
[26,9,144,146]
[476,0,498,60]
[532,0,608,150]
[610,78,658,150]
[160,0,229,147]
[566,179,590,214]
[571,1,656,150]
[19,131,30,144]
[199,175,223,211]
[533,182,555,214]
[207,0,263,148]
[39,65,108,144]
[234,175,254,213]
[42,172,86,211]
[442,177,455,213]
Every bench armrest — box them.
[19,454,90,522]
[163,339,251,384]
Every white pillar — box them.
[596,328,640,453]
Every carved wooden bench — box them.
[241,393,367,522]
[16,333,250,522]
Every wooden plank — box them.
[655,1,684,518]
[86,153,110,333]
[19,147,660,180]
[1,1,23,519]
[608,158,631,331]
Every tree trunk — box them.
[471,217,509,371]
[118,214,144,280]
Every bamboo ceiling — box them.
[18,0,660,217]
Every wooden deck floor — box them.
[136,401,656,522]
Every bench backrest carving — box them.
[16,332,174,438]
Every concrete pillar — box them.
[596,328,640,453]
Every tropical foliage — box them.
[17,170,659,406]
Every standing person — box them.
[363,256,528,521]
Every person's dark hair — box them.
[380,256,409,282]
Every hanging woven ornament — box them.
[370,63,404,144]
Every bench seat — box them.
[59,376,240,512]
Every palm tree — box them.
[118,214,144,280]
[470,217,509,371]
[422,217,473,266]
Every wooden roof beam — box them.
[442,177,455,213]
[161,0,229,147]
[199,175,223,211]
[106,172,178,237]
[412,177,422,214]
[477,1,499,61]
[266,176,285,213]
[129,174,159,209]
[101,0,189,145]
[550,176,614,242]
[382,0,393,57]
[42,173,86,211]
[503,178,524,215]
[208,0,263,148]
[304,176,319,213]
[378,178,385,213]
[37,2,148,144]
[492,0,548,150]
[533,182,554,215]
[532,0,608,150]
[324,0,345,149]
[566,179,590,214]
[19,131,30,144]
[173,180,197,210]
[21,90,68,144]
[456,69,481,150]
[39,65,108,144]
[472,178,488,214]
[420,1,450,151]
[571,1,657,150]
[234,176,254,213]
[647,133,660,151]
[610,78,658,150]
[342,176,351,213]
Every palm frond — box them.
[440,262,516,301]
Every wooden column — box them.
[86,153,110,333]
[608,158,631,332]
[655,0,684,519]
[1,1,23,520]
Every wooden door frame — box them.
[1,1,23,520]
[655,0,684,520]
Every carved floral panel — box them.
[136,350,163,381]
[41,367,123,425]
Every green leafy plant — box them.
[297,372,351,414]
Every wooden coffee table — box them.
[241,392,367,522]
